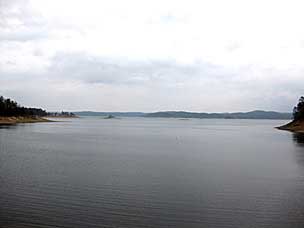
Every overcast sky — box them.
[0,0,303,112]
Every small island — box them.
[47,111,78,118]
[278,96,304,132]
[0,96,50,125]
[104,114,115,119]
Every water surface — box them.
[1,118,304,228]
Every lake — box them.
[1,117,304,228]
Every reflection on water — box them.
[0,125,15,129]
[291,133,304,170]
[292,133,304,146]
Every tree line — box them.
[293,96,304,121]
[47,111,76,117]
[0,96,47,117]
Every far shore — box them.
[0,116,52,125]
[277,120,304,133]
[46,115,79,118]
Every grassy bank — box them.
[277,120,304,133]
[0,116,52,125]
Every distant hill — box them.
[75,110,292,120]
[144,110,292,120]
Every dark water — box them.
[1,117,304,228]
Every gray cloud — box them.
[0,28,48,41]
[1,50,300,112]
[47,52,215,85]
[0,0,48,42]
[0,0,303,112]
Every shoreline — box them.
[46,115,79,118]
[277,120,304,133]
[0,116,53,125]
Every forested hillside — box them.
[0,96,47,117]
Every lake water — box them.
[1,117,304,228]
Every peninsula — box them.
[0,96,50,125]
[278,96,304,132]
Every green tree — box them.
[293,96,304,120]
[0,96,47,117]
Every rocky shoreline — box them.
[277,120,304,133]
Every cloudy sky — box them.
[0,0,303,112]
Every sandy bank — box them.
[0,116,52,125]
